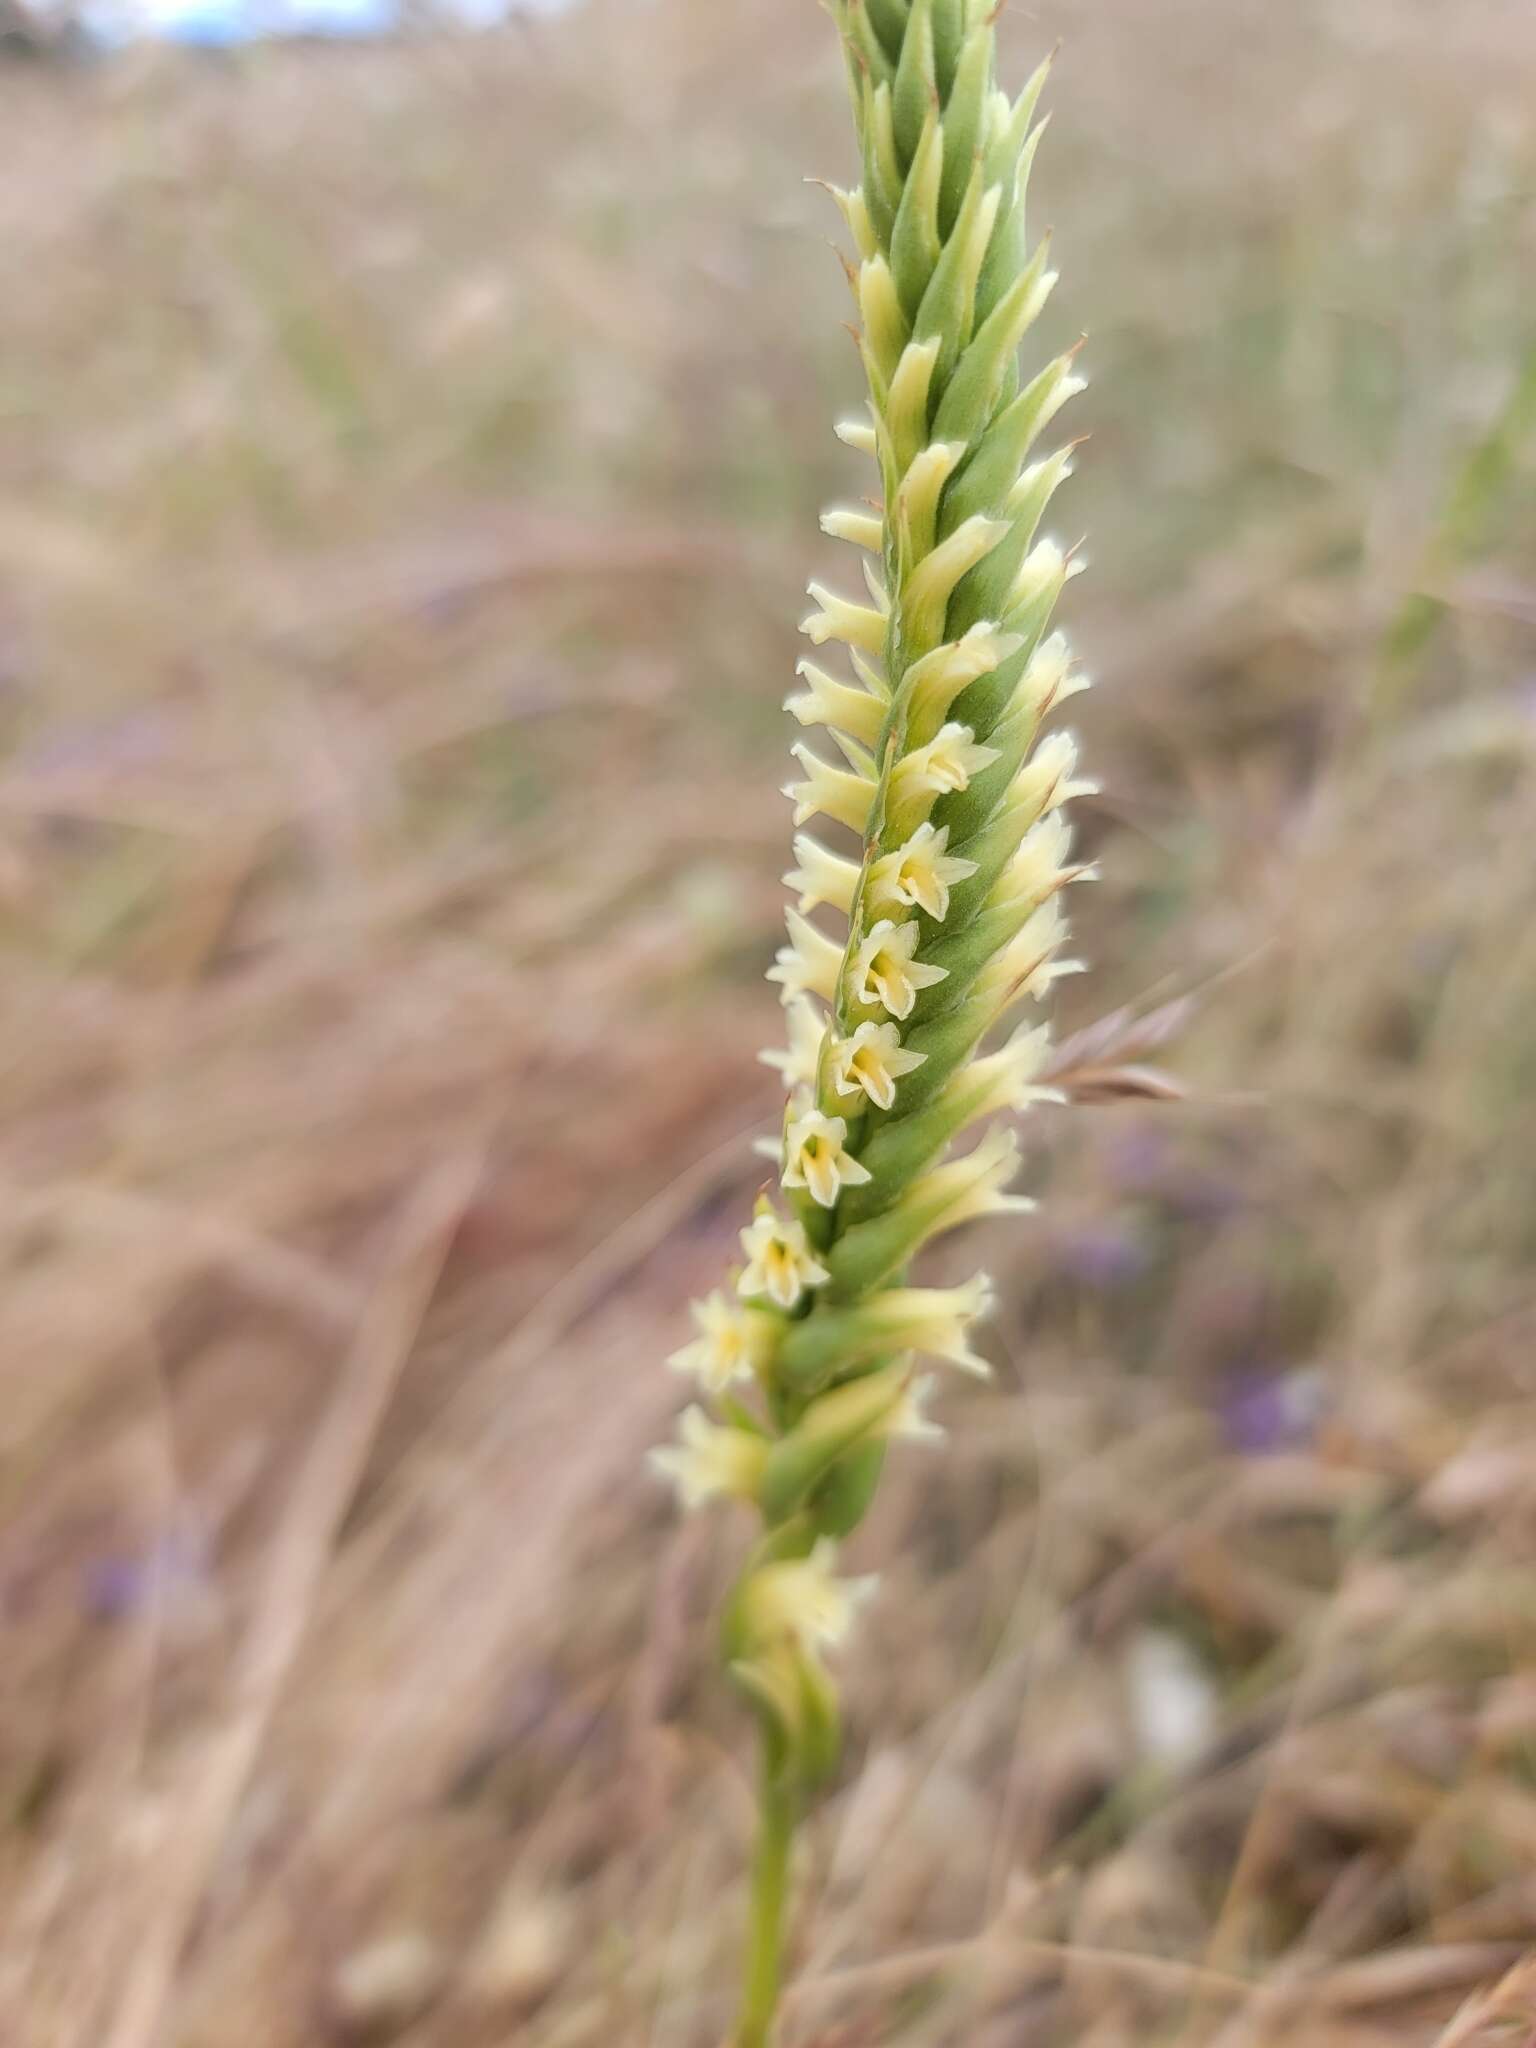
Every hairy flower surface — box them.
[658,0,1096,1870]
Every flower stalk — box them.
[652,5,1094,2038]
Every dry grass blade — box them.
[1433,1955,1536,2048]
[5,0,1536,2040]
[1044,992,1199,1103]
[101,1147,486,2048]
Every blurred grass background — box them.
[3,1,1536,2042]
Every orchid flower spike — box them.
[651,14,1101,2039]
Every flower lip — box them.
[668,1289,777,1394]
[738,1208,831,1309]
[782,1109,872,1210]
[650,1405,768,1511]
[746,1537,878,1658]
[868,821,978,923]
[848,918,949,1021]
[890,723,1000,812]
[760,995,827,1094]
[828,1020,927,1111]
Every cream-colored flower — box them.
[767,908,845,1005]
[747,1538,877,1657]
[1004,729,1097,828]
[782,1110,872,1210]
[867,822,978,922]
[888,722,1000,819]
[650,1405,768,1511]
[818,506,884,553]
[964,1022,1065,1121]
[1019,949,1086,1005]
[859,1275,997,1376]
[668,1290,779,1394]
[1006,535,1070,615]
[784,833,860,916]
[800,580,887,656]
[739,1208,831,1309]
[903,622,1024,731]
[759,995,827,1093]
[896,1126,1035,1242]
[784,657,887,746]
[828,1020,927,1111]
[976,896,1085,1012]
[783,739,876,834]
[847,919,949,1021]
[889,1373,946,1445]
[988,810,1095,912]
[1010,629,1073,726]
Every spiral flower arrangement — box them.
[652,4,1094,2037]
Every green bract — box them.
[652,9,1095,2040]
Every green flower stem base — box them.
[733,1744,798,2048]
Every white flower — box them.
[903,622,1024,731]
[859,1276,997,1376]
[819,506,884,552]
[1003,536,1064,614]
[1004,729,1098,828]
[991,809,1079,911]
[783,739,876,833]
[1006,535,1073,617]
[782,1110,872,1210]
[898,1126,1035,1239]
[738,1209,831,1309]
[783,833,860,915]
[1009,629,1074,726]
[800,580,887,655]
[963,1022,1065,1120]
[766,908,846,1005]
[867,821,978,922]
[747,1538,877,1657]
[976,896,1086,1011]
[889,722,999,813]
[828,1020,927,1111]
[784,657,887,746]
[847,919,949,1021]
[650,1405,768,1511]
[889,1373,946,1445]
[759,995,826,1094]
[668,1290,778,1394]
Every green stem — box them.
[733,1742,798,2048]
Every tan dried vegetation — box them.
[2,0,1536,2041]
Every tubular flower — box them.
[766,908,846,1005]
[828,1019,926,1110]
[651,1405,770,1511]
[742,1539,877,1661]
[668,1289,782,1395]
[654,17,1101,2028]
[867,821,978,921]
[847,918,949,1020]
[782,1110,873,1209]
[784,833,862,917]
[759,993,827,1093]
[887,722,999,830]
[738,1207,831,1311]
